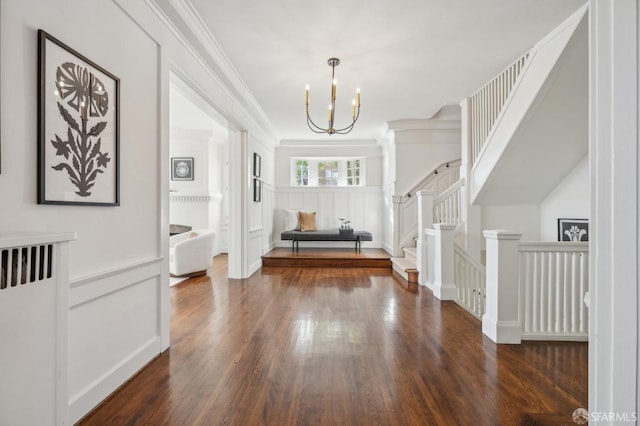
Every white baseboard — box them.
[382,243,394,255]
[249,258,262,276]
[433,282,457,301]
[482,316,522,344]
[68,258,164,423]
[263,241,277,253]
[69,337,161,423]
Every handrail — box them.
[454,243,485,273]
[404,159,461,199]
[434,178,464,225]
[518,241,588,252]
[434,178,465,204]
[470,51,530,166]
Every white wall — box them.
[480,156,588,245]
[169,129,212,194]
[540,155,588,241]
[273,143,384,248]
[482,204,541,241]
[1,0,280,421]
[0,0,163,422]
[394,129,461,196]
[248,135,275,274]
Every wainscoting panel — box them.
[333,192,350,228]
[288,193,305,211]
[317,192,335,229]
[275,187,384,248]
[349,191,365,231]
[68,258,162,423]
[248,229,264,275]
[262,184,276,252]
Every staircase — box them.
[390,160,461,283]
[391,246,417,280]
[391,174,465,283]
[469,6,587,205]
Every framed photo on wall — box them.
[253,178,262,202]
[253,153,261,177]
[558,218,589,242]
[38,30,120,206]
[171,157,194,181]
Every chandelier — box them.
[305,58,361,135]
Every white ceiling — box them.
[185,0,586,142]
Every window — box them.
[290,158,365,187]
[318,161,339,186]
[346,159,360,186]
[294,160,309,186]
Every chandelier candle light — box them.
[306,58,361,135]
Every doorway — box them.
[168,73,230,270]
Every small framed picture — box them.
[253,153,261,177]
[558,218,589,242]
[171,157,194,181]
[253,178,262,202]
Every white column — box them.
[590,0,639,417]
[228,129,249,278]
[432,224,457,300]
[482,230,522,344]
[459,97,482,263]
[391,195,402,257]
[416,191,435,285]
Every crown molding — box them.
[387,118,461,131]
[145,0,279,145]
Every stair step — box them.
[390,257,417,280]
[403,247,417,261]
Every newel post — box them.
[416,191,435,285]
[482,230,522,344]
[432,223,457,300]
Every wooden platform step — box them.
[262,248,392,268]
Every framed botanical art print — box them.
[38,30,120,206]
[558,218,589,242]
[171,157,194,181]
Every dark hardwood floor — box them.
[80,254,587,425]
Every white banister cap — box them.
[483,229,522,240]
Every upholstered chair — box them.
[169,229,215,277]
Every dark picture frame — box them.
[558,218,589,242]
[253,153,261,177]
[253,178,262,202]
[38,30,120,206]
[171,157,194,181]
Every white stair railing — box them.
[470,52,529,166]
[454,244,486,319]
[434,178,464,225]
[394,160,461,255]
[482,230,588,343]
[518,242,588,340]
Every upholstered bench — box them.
[281,229,373,252]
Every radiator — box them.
[0,232,75,426]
